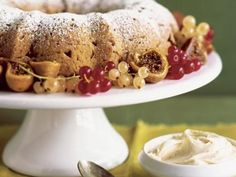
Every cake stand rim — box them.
[0,52,222,110]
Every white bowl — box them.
[139,134,236,177]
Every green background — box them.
[0,0,236,125]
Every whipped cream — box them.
[148,129,236,165]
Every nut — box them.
[30,61,61,77]
[129,49,169,83]
[6,63,33,92]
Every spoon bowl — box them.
[78,161,115,177]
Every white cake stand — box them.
[1,52,222,177]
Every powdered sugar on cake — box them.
[0,0,178,76]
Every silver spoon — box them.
[78,161,115,177]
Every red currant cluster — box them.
[78,61,115,95]
[166,45,202,80]
[204,28,215,54]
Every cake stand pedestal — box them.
[1,52,222,177]
[3,108,128,177]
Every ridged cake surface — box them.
[0,0,178,76]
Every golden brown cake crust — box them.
[0,0,178,76]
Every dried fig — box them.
[129,50,169,83]
[182,38,208,63]
[30,61,61,77]
[6,63,33,92]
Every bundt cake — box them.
[0,0,213,94]
[0,0,178,77]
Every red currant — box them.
[183,60,195,74]
[78,80,90,95]
[166,66,185,80]
[192,58,202,71]
[168,45,179,54]
[100,79,112,92]
[79,66,92,80]
[168,46,181,66]
[179,50,188,65]
[105,61,116,72]
[92,67,105,80]
[89,80,101,94]
[205,28,214,42]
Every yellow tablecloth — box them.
[1,121,236,177]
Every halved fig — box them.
[129,49,169,83]
[6,63,33,92]
[29,61,61,77]
[182,38,208,63]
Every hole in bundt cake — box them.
[10,1,125,15]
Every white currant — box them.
[118,61,129,74]
[133,76,145,89]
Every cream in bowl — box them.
[139,129,236,177]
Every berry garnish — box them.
[78,80,90,95]
[168,45,179,54]
[118,74,132,88]
[183,60,195,74]
[105,61,116,72]
[183,15,196,29]
[89,80,101,94]
[79,66,92,80]
[138,67,149,79]
[168,46,182,66]
[196,22,210,36]
[33,82,45,94]
[92,67,105,80]
[166,66,185,80]
[205,28,214,42]
[109,68,120,81]
[179,50,188,65]
[168,45,188,66]
[100,79,112,92]
[66,78,80,93]
[133,76,145,89]
[43,79,60,93]
[118,61,129,74]
[192,58,202,71]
